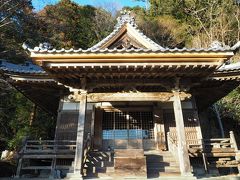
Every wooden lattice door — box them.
[102,110,155,150]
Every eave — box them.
[30,51,233,67]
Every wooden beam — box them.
[69,92,192,102]
[46,62,221,69]
[31,51,233,61]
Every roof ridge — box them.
[28,47,233,53]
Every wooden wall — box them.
[163,109,199,146]
[54,100,201,150]
[54,100,94,142]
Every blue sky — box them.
[32,0,146,12]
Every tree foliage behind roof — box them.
[0,0,35,63]
[37,0,115,49]
[0,0,115,63]
[141,0,240,48]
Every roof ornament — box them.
[210,40,223,49]
[33,42,52,51]
[22,42,30,50]
[39,42,52,50]
[116,10,137,27]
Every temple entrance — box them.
[102,110,155,150]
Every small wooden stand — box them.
[114,149,147,177]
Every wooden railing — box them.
[16,140,77,178]
[167,131,238,153]
[82,133,91,169]
[167,131,239,172]
[230,131,240,172]
[188,137,235,153]
[20,140,76,154]
[230,131,239,152]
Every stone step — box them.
[145,151,175,156]
[159,172,181,176]
[145,151,173,155]
[65,172,83,179]
[68,165,74,171]
[147,162,179,168]
[146,156,176,162]
[91,173,148,179]
[145,151,174,155]
[147,171,180,178]
[21,154,75,159]
[87,154,112,159]
[88,151,112,157]
[84,160,114,167]
[147,160,179,164]
[86,157,113,163]
[145,152,175,156]
[147,166,180,172]
[156,174,197,180]
[84,166,115,174]
[146,156,177,162]
[145,154,174,158]
[87,153,113,157]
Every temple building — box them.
[1,11,240,179]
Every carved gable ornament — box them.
[90,10,163,51]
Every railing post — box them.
[230,131,238,151]
[50,140,57,179]
[201,139,208,173]
[229,131,240,174]
[82,133,91,167]
[15,158,23,178]
[15,138,28,178]
[167,132,174,158]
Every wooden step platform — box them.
[145,150,181,178]
[114,149,147,177]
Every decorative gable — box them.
[90,10,164,50]
[106,27,146,49]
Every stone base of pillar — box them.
[66,172,83,180]
[181,172,194,176]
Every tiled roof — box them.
[1,59,240,75]
[28,47,233,54]
[0,60,45,74]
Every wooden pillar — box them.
[172,90,192,176]
[54,99,64,141]
[93,107,103,149]
[153,107,166,150]
[191,97,203,142]
[90,105,96,148]
[74,92,87,176]
[191,97,209,172]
